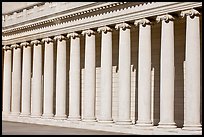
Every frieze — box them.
[2,2,202,45]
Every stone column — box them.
[81,29,96,122]
[54,35,67,119]
[134,19,153,127]
[115,23,132,125]
[156,14,176,128]
[42,38,54,119]
[97,26,113,123]
[2,46,12,116]
[10,44,22,116]
[20,42,32,117]
[30,40,43,118]
[181,9,202,131]
[67,32,81,121]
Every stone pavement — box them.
[2,121,129,135]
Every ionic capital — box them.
[115,22,131,31]
[54,35,66,41]
[42,37,53,44]
[81,29,95,37]
[2,45,12,51]
[134,18,151,27]
[11,44,21,49]
[67,32,80,39]
[180,9,200,18]
[31,40,41,46]
[20,42,30,48]
[97,26,112,34]
[156,14,174,23]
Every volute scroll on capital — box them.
[20,42,30,48]
[97,26,112,34]
[30,40,41,46]
[11,44,21,49]
[156,14,175,23]
[2,45,12,51]
[134,18,152,27]
[54,35,66,41]
[115,22,131,31]
[67,32,80,39]
[42,37,54,44]
[81,29,95,37]
[180,9,200,18]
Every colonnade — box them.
[2,9,202,130]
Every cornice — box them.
[2,2,202,46]
[2,2,121,32]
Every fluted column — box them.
[2,46,12,116]
[97,26,113,123]
[81,29,96,122]
[42,38,54,119]
[156,14,176,128]
[30,40,43,118]
[54,35,67,119]
[67,32,81,121]
[134,19,153,127]
[115,23,132,125]
[20,42,32,117]
[181,9,202,131]
[10,44,22,116]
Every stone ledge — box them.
[2,115,202,135]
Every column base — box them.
[19,113,30,117]
[157,122,177,128]
[135,120,153,127]
[2,111,10,116]
[68,116,81,121]
[54,115,67,120]
[115,120,133,125]
[42,113,54,119]
[82,117,96,122]
[97,118,114,124]
[10,112,20,116]
[182,124,202,131]
[30,114,42,118]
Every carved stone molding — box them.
[54,35,66,41]
[180,9,200,18]
[3,2,124,29]
[81,29,95,37]
[11,44,21,49]
[67,32,80,39]
[134,18,151,27]
[156,14,175,23]
[97,26,112,34]
[20,42,30,48]
[30,40,41,46]
[2,2,202,45]
[115,22,131,31]
[42,37,53,44]
[2,45,12,51]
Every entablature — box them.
[2,2,202,46]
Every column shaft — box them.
[68,34,81,120]
[55,38,67,119]
[31,43,43,117]
[42,41,54,118]
[183,14,201,130]
[21,45,31,116]
[158,16,176,128]
[98,28,113,123]
[136,21,152,126]
[116,23,132,125]
[11,47,21,116]
[82,30,96,122]
[2,48,12,115]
